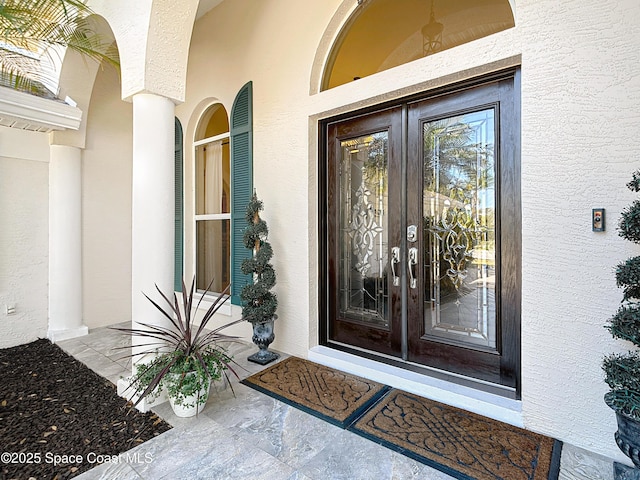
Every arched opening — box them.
[193,103,231,293]
[195,104,229,139]
[322,0,514,90]
[68,16,132,330]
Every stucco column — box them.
[48,144,88,342]
[131,93,175,367]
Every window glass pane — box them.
[196,219,230,293]
[323,0,514,90]
[195,141,230,215]
[423,109,496,349]
[339,132,389,328]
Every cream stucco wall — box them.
[0,129,50,348]
[82,60,133,328]
[517,0,640,461]
[3,0,636,465]
[177,0,343,347]
[174,0,640,463]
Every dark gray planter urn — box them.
[248,319,279,365]
[606,393,640,469]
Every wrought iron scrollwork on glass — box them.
[339,131,389,327]
[348,184,384,277]
[423,109,496,348]
[429,201,485,290]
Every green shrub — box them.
[603,171,640,420]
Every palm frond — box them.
[0,0,119,95]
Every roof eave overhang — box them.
[0,85,82,133]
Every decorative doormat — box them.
[351,389,562,480]
[241,356,389,427]
[0,339,172,480]
[244,357,562,480]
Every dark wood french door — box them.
[323,72,520,395]
[326,107,403,357]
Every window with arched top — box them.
[193,103,231,294]
[185,83,253,303]
[322,0,515,90]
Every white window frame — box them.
[193,130,232,313]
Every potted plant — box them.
[240,192,280,365]
[114,277,243,417]
[603,171,640,468]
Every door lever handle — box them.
[408,247,418,289]
[391,247,400,286]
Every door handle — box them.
[391,247,400,286]
[408,247,418,289]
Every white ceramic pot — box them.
[167,373,211,417]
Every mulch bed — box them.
[0,339,172,480]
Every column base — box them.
[47,325,89,343]
[117,376,168,412]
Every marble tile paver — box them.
[297,428,458,480]
[204,383,344,470]
[70,461,143,480]
[125,417,231,478]
[63,323,618,480]
[159,438,296,480]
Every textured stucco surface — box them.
[175,0,640,462]
[0,130,49,348]
[90,0,197,103]
[178,0,342,360]
[516,0,640,461]
[82,59,133,329]
[4,0,638,466]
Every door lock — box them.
[407,225,417,242]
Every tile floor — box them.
[55,323,622,480]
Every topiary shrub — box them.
[240,192,278,325]
[603,172,640,419]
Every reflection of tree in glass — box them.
[361,133,388,194]
[423,115,494,297]
[424,118,493,199]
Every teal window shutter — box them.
[230,82,253,305]
[174,118,184,292]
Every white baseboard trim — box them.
[47,325,89,343]
[308,345,523,427]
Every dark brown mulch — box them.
[0,338,171,480]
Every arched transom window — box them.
[323,0,515,90]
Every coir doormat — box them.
[243,357,562,480]
[352,388,562,480]
[241,356,389,427]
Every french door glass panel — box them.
[324,72,519,392]
[339,132,389,329]
[423,109,496,349]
